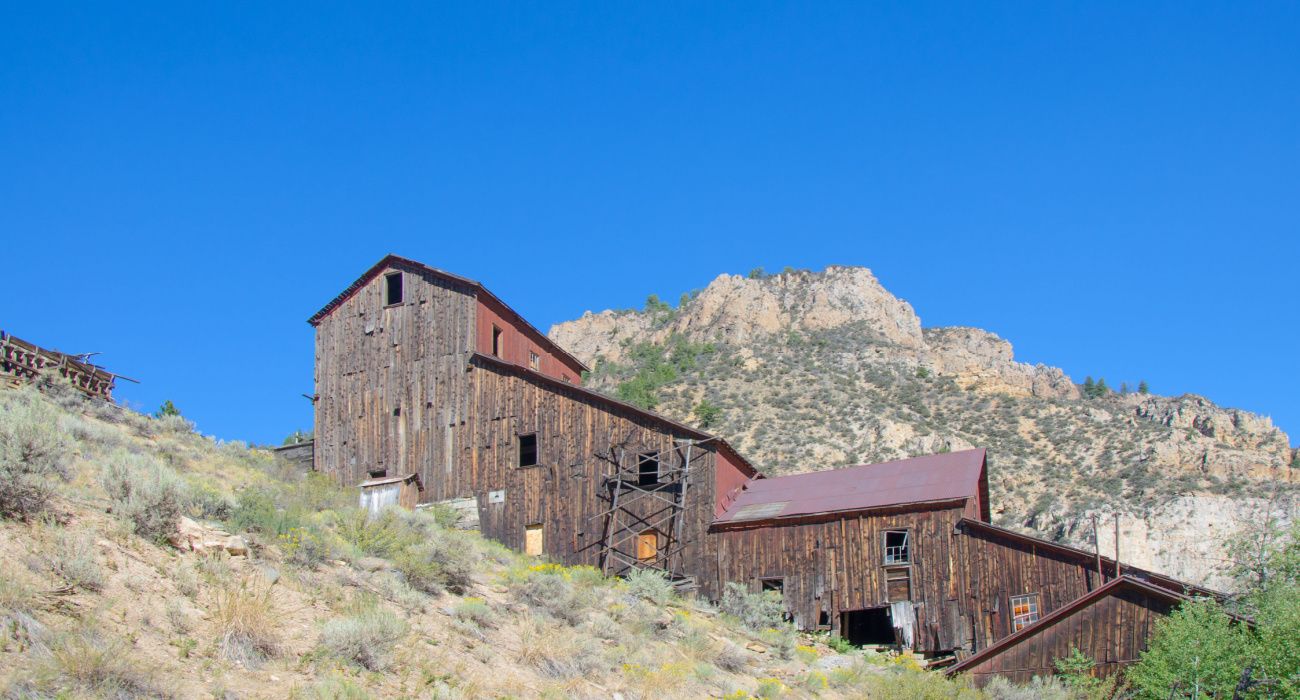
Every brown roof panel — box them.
[714,448,987,526]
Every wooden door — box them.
[637,530,659,563]
[525,524,544,556]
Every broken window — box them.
[529,351,540,371]
[518,433,538,468]
[760,578,784,594]
[384,272,403,306]
[491,325,503,357]
[637,452,660,486]
[1010,593,1040,631]
[883,530,910,565]
[525,524,543,556]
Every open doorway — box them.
[840,607,896,646]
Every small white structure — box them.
[358,473,423,516]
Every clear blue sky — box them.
[2,3,1296,447]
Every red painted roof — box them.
[714,448,987,526]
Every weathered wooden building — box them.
[310,255,757,591]
[310,255,1219,683]
[946,576,1191,684]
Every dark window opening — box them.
[384,273,403,306]
[518,433,538,468]
[883,530,910,565]
[368,468,387,479]
[392,407,400,416]
[817,609,831,628]
[760,578,784,594]
[637,452,660,486]
[841,607,896,647]
[885,566,911,602]
[491,326,503,357]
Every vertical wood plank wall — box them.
[960,587,1176,684]
[313,262,477,489]
[711,506,971,650]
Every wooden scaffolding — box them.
[596,438,702,587]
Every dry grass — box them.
[8,626,170,699]
[517,615,607,679]
[212,577,279,666]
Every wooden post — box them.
[1092,514,1104,584]
[1114,513,1121,580]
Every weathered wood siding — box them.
[958,585,1176,685]
[475,296,585,384]
[711,505,971,650]
[313,261,477,488]
[462,357,721,584]
[952,526,1106,650]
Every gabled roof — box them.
[468,351,760,478]
[712,448,988,527]
[955,518,1224,599]
[946,575,1187,677]
[308,254,589,373]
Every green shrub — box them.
[100,450,189,543]
[393,529,478,595]
[1127,598,1250,699]
[45,528,105,592]
[719,582,785,631]
[317,599,408,671]
[623,567,675,606]
[332,509,415,559]
[452,596,494,631]
[279,523,334,568]
[0,394,72,521]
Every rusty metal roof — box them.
[714,448,987,526]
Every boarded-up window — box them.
[518,434,538,467]
[885,566,911,602]
[638,453,660,486]
[1010,593,1040,631]
[637,529,659,563]
[384,272,403,305]
[525,524,544,556]
[883,530,910,565]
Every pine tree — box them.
[1096,378,1109,396]
[155,400,181,418]
[1083,376,1096,397]
[1138,380,1150,395]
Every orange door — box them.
[637,530,659,563]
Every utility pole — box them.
[1114,513,1121,580]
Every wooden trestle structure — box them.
[597,438,701,588]
[0,330,132,400]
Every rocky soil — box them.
[551,266,1298,590]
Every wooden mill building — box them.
[310,255,1219,684]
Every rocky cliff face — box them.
[552,266,1298,589]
